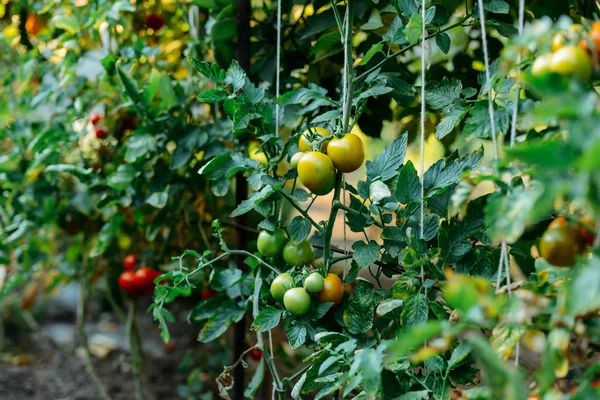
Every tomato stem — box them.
[324,171,344,270]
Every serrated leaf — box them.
[425,78,462,111]
[252,306,283,332]
[401,293,429,326]
[366,133,408,182]
[352,240,380,268]
[107,164,136,191]
[359,43,384,65]
[360,9,384,31]
[196,89,229,103]
[289,216,312,244]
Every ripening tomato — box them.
[201,287,218,300]
[95,127,108,139]
[319,273,344,305]
[283,240,315,267]
[550,46,592,81]
[90,112,103,126]
[304,272,324,293]
[283,287,311,316]
[579,22,600,56]
[299,127,331,152]
[547,216,567,230]
[119,271,141,298]
[270,273,294,301]
[290,152,304,169]
[134,267,161,295]
[297,152,335,193]
[539,226,584,267]
[248,348,263,361]
[531,54,553,77]
[579,217,596,246]
[552,33,566,52]
[257,228,288,257]
[249,141,268,164]
[327,134,365,173]
[123,254,137,271]
[145,13,165,31]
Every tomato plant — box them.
[4,0,600,399]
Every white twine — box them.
[510,0,525,146]
[478,2,499,161]
[419,0,426,242]
[189,5,200,42]
[341,2,351,132]
[275,0,282,135]
[342,175,348,279]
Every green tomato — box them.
[283,240,315,267]
[117,235,132,250]
[290,152,304,169]
[304,272,324,293]
[283,287,311,316]
[257,228,288,257]
[270,273,294,301]
[549,45,592,81]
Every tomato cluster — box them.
[256,228,316,267]
[292,128,365,195]
[118,255,162,298]
[89,112,110,140]
[531,23,600,81]
[270,271,344,316]
[539,216,595,267]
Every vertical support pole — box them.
[234,0,251,398]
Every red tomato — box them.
[123,254,137,271]
[119,271,141,298]
[134,267,161,295]
[145,14,165,31]
[248,348,263,361]
[90,112,103,126]
[95,127,108,140]
[201,287,217,300]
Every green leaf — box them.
[359,43,384,66]
[463,101,510,140]
[171,130,206,169]
[435,32,451,54]
[386,321,444,361]
[196,89,229,103]
[187,57,226,82]
[401,293,429,327]
[383,17,407,45]
[143,69,161,104]
[484,184,542,245]
[376,299,403,316]
[277,83,328,105]
[392,390,430,400]
[211,18,237,41]
[252,306,284,332]
[423,148,483,197]
[352,240,380,268]
[360,9,384,31]
[289,216,312,244]
[52,15,80,34]
[396,161,421,204]
[199,153,256,180]
[90,214,124,257]
[404,13,423,45]
[230,185,279,217]
[286,323,308,349]
[467,335,527,399]
[436,106,468,139]
[566,256,600,316]
[310,31,343,62]
[107,164,137,191]
[244,359,265,398]
[396,0,419,17]
[505,140,578,168]
[448,341,472,369]
[146,187,169,209]
[117,63,142,104]
[424,78,462,111]
[482,0,510,14]
[191,0,218,8]
[366,133,408,182]
[198,302,246,342]
[125,134,157,163]
[344,281,377,334]
[354,84,393,101]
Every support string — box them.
[275,0,282,136]
[419,0,426,243]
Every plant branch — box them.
[324,172,344,270]
[280,190,323,231]
[355,14,472,83]
[333,200,384,229]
